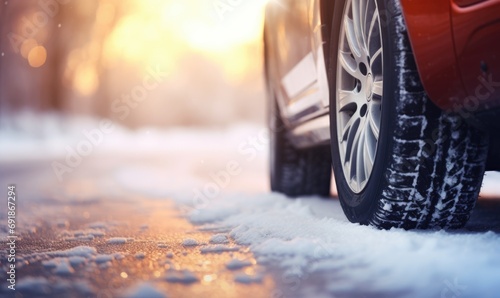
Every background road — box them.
[1,123,500,298]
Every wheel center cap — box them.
[366,74,373,101]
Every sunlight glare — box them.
[102,0,269,80]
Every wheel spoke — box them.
[362,0,370,45]
[367,110,380,139]
[338,90,358,111]
[344,17,362,58]
[363,137,374,179]
[367,10,379,51]
[364,122,376,164]
[342,115,359,143]
[339,51,362,80]
[356,129,366,183]
[371,47,382,66]
[337,0,383,193]
[345,117,360,159]
[351,0,364,51]
[350,119,365,181]
[372,80,383,97]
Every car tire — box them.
[268,100,332,198]
[329,0,489,229]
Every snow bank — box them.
[173,193,500,297]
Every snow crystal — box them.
[49,246,97,258]
[42,258,60,269]
[64,234,95,242]
[123,283,167,298]
[182,238,199,246]
[94,254,116,264]
[135,252,146,259]
[225,259,253,270]
[209,234,229,244]
[164,270,198,284]
[17,277,51,294]
[42,257,76,275]
[114,253,126,260]
[88,222,107,229]
[54,260,75,275]
[200,245,240,254]
[157,242,169,248]
[73,281,95,296]
[68,256,87,266]
[188,208,238,225]
[107,237,128,244]
[234,273,263,284]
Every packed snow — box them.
[170,192,500,297]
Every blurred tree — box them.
[0,0,266,128]
[0,0,103,114]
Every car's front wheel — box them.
[330,0,489,229]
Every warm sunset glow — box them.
[102,0,268,81]
[73,63,99,96]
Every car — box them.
[264,0,500,230]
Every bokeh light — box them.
[27,45,47,68]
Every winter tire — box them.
[329,0,489,229]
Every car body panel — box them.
[265,0,329,127]
[451,0,500,111]
[401,0,500,112]
[399,0,468,111]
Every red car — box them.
[264,0,500,229]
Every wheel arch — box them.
[399,0,467,111]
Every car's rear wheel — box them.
[269,99,332,198]
[330,0,489,229]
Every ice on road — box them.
[1,116,500,298]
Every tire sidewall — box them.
[329,0,399,223]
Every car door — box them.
[265,0,330,126]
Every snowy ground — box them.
[1,115,500,298]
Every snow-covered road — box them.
[1,117,500,298]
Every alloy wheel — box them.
[336,0,384,193]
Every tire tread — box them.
[369,0,489,229]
